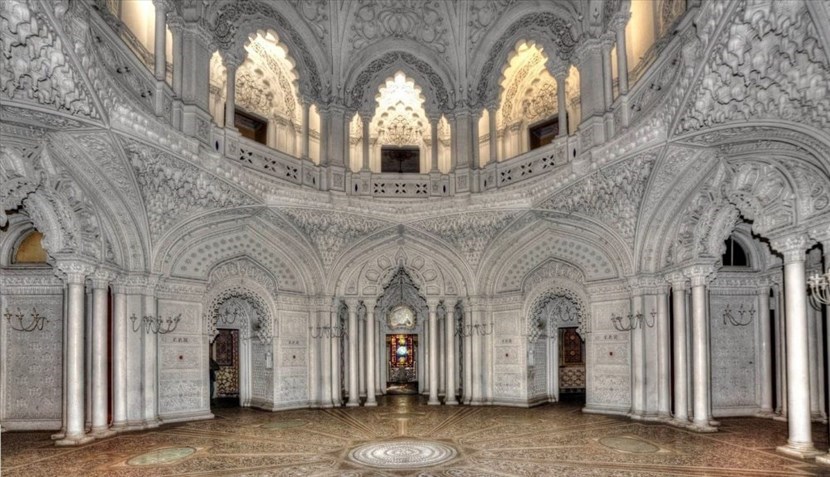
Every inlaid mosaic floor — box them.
[3,396,830,476]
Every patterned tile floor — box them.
[3,396,830,476]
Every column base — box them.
[445,399,459,405]
[427,398,441,405]
[773,413,788,422]
[364,400,378,407]
[669,418,690,428]
[346,401,360,408]
[90,428,117,438]
[755,410,776,419]
[687,422,718,433]
[50,431,66,440]
[110,421,127,432]
[55,434,95,446]
[777,442,822,459]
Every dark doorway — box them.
[211,328,240,408]
[529,114,565,150]
[381,146,420,173]
[559,327,585,395]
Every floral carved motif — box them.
[349,0,449,56]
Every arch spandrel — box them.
[330,233,473,299]
[207,0,329,102]
[468,5,582,108]
[344,49,455,118]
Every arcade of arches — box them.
[3,0,830,475]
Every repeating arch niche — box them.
[527,288,587,341]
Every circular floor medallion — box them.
[348,440,458,468]
[599,436,660,454]
[262,419,306,430]
[126,446,196,466]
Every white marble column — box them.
[657,285,671,419]
[463,305,473,404]
[811,230,830,464]
[555,71,568,135]
[153,0,167,81]
[323,303,335,407]
[470,300,483,405]
[667,273,689,425]
[601,37,614,108]
[364,299,377,406]
[445,305,458,405]
[346,300,359,407]
[56,261,95,446]
[614,16,629,95]
[487,105,497,164]
[684,264,717,432]
[361,115,371,172]
[224,56,240,129]
[439,311,446,396]
[428,300,440,405]
[775,283,789,419]
[429,116,440,172]
[358,314,366,398]
[301,101,311,160]
[142,277,160,427]
[110,280,128,430]
[758,282,774,416]
[90,270,115,438]
[808,298,823,421]
[772,234,820,458]
[331,302,342,406]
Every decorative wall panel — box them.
[158,301,207,417]
[709,294,758,412]
[586,300,631,412]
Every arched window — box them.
[722,236,749,267]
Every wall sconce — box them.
[4,307,49,332]
[130,313,181,334]
[722,304,754,327]
[610,310,656,332]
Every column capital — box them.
[610,11,631,33]
[55,259,96,285]
[665,271,688,289]
[683,263,717,287]
[808,222,830,246]
[426,299,440,311]
[572,37,603,66]
[221,50,245,71]
[361,298,377,311]
[344,298,360,310]
[88,268,118,290]
[770,232,813,264]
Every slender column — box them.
[601,37,614,108]
[364,300,377,406]
[439,311,445,395]
[470,300,483,404]
[361,115,371,172]
[445,305,458,405]
[153,0,167,81]
[90,270,115,437]
[808,298,822,420]
[331,300,346,407]
[555,72,569,136]
[170,20,183,96]
[358,314,366,397]
[657,285,671,419]
[777,283,789,418]
[470,112,480,170]
[110,280,128,429]
[772,234,820,458]
[56,261,95,446]
[430,116,440,172]
[684,264,717,432]
[428,300,440,405]
[629,287,646,416]
[318,107,329,166]
[668,273,689,425]
[142,277,160,427]
[301,101,311,160]
[423,318,430,394]
[463,305,473,404]
[224,56,240,129]
[812,231,830,464]
[487,105,497,164]
[614,16,629,95]
[308,305,319,406]
[758,282,774,415]
[346,300,359,406]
